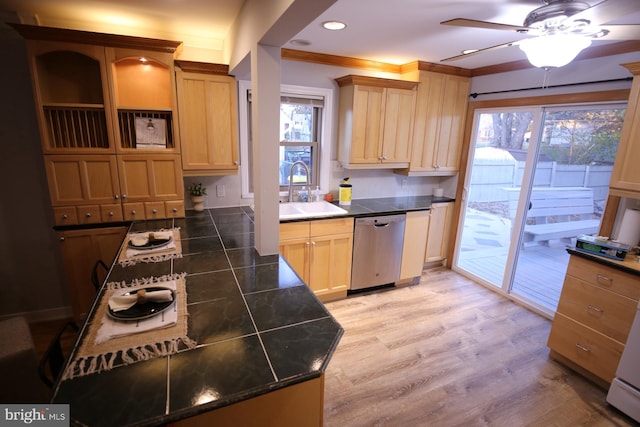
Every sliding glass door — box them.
[453,108,538,296]
[453,104,625,314]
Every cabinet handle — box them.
[172,208,178,213]
[122,194,127,200]
[108,211,114,217]
[131,210,136,215]
[587,304,603,314]
[59,237,65,241]
[234,161,239,165]
[152,209,158,214]
[575,343,590,352]
[85,213,92,218]
[62,214,68,219]
[114,195,119,200]
[596,274,612,286]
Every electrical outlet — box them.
[216,184,225,197]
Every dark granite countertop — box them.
[280,195,455,223]
[52,206,343,427]
[567,247,640,276]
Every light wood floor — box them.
[323,267,638,427]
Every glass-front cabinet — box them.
[14,24,185,225]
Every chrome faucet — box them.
[288,161,310,202]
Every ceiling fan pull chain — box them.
[542,67,551,89]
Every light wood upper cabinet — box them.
[25,41,116,155]
[118,154,184,202]
[609,62,640,197]
[397,69,470,176]
[13,24,185,224]
[336,75,417,169]
[106,47,181,154]
[175,65,239,175]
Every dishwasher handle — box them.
[374,222,391,228]
[355,214,406,227]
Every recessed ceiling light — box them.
[290,39,311,47]
[322,21,346,31]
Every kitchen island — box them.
[52,206,343,427]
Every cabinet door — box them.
[610,64,640,196]
[117,154,184,202]
[279,238,310,283]
[105,47,180,153]
[425,202,454,264]
[433,75,470,173]
[58,226,127,321]
[408,72,470,175]
[44,154,121,206]
[400,210,430,280]
[381,87,415,163]
[26,41,115,154]
[176,70,239,174]
[308,233,352,301]
[349,85,385,164]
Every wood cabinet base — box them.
[168,375,324,427]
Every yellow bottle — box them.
[339,177,352,206]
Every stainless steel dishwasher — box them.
[351,214,406,291]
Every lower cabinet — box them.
[57,226,127,321]
[399,210,430,282]
[279,218,354,302]
[547,255,640,385]
[425,202,454,265]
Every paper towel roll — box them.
[616,208,640,247]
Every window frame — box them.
[238,81,333,200]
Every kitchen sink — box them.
[279,201,349,220]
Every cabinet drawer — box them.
[547,313,624,383]
[53,206,79,226]
[165,200,185,218]
[557,275,637,343]
[567,256,640,300]
[310,217,354,236]
[280,222,310,240]
[145,202,166,219]
[100,203,123,222]
[123,202,146,221]
[76,205,101,225]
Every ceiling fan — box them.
[440,0,640,67]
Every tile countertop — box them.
[567,247,640,276]
[280,195,455,223]
[52,206,344,427]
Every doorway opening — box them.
[453,104,626,315]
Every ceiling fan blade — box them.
[596,24,640,40]
[570,0,640,27]
[441,40,523,62]
[441,18,529,33]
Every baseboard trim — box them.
[0,306,73,324]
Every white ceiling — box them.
[1,0,639,70]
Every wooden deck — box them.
[455,208,574,313]
[457,243,571,312]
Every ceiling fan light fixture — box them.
[519,34,591,68]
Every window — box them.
[239,82,333,199]
[278,95,322,190]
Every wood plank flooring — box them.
[323,267,637,427]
